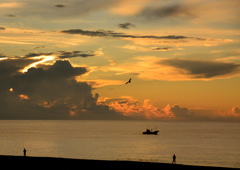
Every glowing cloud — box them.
[19,94,29,100]
[100,96,174,120]
[101,96,240,121]
[0,2,22,8]
[21,56,55,73]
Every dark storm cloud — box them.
[118,23,135,29]
[0,57,41,79]
[139,4,195,20]
[41,60,88,78]
[57,51,95,58]
[0,58,126,120]
[61,29,190,40]
[160,58,240,78]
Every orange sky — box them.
[0,0,240,120]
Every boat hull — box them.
[142,131,159,135]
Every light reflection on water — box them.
[0,120,239,168]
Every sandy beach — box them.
[0,155,238,170]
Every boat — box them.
[142,129,159,135]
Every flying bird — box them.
[125,78,131,84]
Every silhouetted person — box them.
[172,154,176,164]
[23,148,26,157]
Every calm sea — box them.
[0,120,239,168]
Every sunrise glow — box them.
[1,1,240,169]
[0,0,239,121]
[21,56,55,73]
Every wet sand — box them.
[0,155,237,170]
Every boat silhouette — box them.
[142,129,159,135]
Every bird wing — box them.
[125,78,131,84]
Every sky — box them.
[0,0,240,121]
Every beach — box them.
[1,155,238,170]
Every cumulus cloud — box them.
[0,57,42,78]
[100,97,240,121]
[170,105,190,120]
[0,57,125,120]
[1,54,238,123]
[232,106,240,114]
[101,97,174,120]
[170,105,240,121]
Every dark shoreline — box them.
[1,155,238,170]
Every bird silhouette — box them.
[125,78,131,84]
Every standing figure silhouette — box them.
[172,154,176,164]
[23,148,26,157]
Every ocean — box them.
[0,120,239,168]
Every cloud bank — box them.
[22,49,103,59]
[170,105,240,121]
[108,57,240,80]
[0,57,125,120]
[159,58,240,79]
[60,29,191,40]
[101,97,240,121]
[0,54,239,121]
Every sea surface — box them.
[0,120,239,168]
